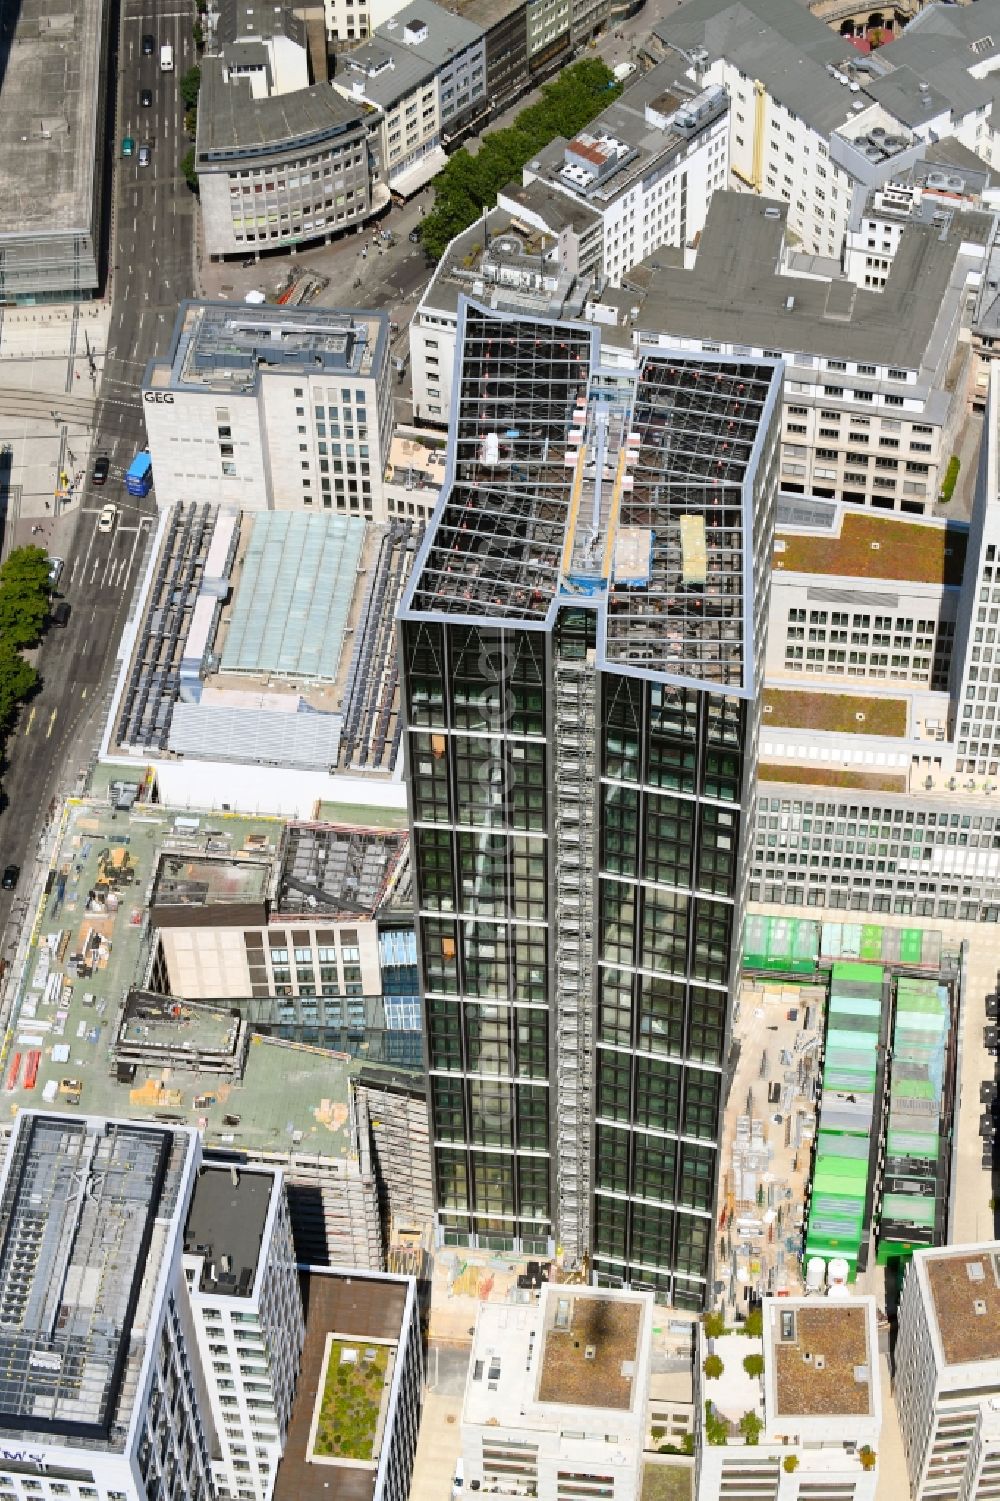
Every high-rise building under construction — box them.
[399,300,782,1307]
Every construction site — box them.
[0,795,432,1273]
[406,298,779,691]
[718,915,965,1320]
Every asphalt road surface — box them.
[0,0,195,942]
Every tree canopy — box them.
[0,547,49,650]
[0,546,46,744]
[179,66,202,111]
[419,60,619,261]
[0,639,38,735]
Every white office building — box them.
[183,1164,305,1501]
[0,1112,214,1501]
[634,190,986,516]
[461,1286,653,1501]
[142,301,393,518]
[954,363,1000,778]
[697,1297,882,1501]
[214,1,310,95]
[333,1,486,192]
[512,61,729,287]
[896,1242,1000,1501]
[652,0,1000,258]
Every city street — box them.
[0,0,195,948]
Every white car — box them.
[97,503,117,534]
[451,1458,464,1500]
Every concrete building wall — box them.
[526,0,570,62]
[143,358,392,518]
[438,37,486,132]
[157,917,382,1002]
[706,59,854,258]
[198,122,371,259]
[411,308,457,424]
[100,754,406,820]
[766,572,957,690]
[380,79,442,186]
[595,112,729,285]
[142,387,269,509]
[955,365,1000,775]
[268,34,311,93]
[325,0,409,43]
[750,781,1000,921]
[187,1173,306,1501]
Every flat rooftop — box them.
[218,0,304,45]
[924,1247,1000,1366]
[775,512,967,587]
[537,1292,643,1411]
[769,1302,874,1418]
[198,59,364,158]
[113,992,248,1073]
[183,1164,274,1297]
[421,203,603,323]
[146,300,388,396]
[402,301,779,692]
[113,506,416,775]
[0,1114,186,1442]
[763,689,908,739]
[525,72,727,208]
[635,191,983,372]
[381,0,483,68]
[275,1269,410,1501]
[219,513,367,682]
[278,824,406,916]
[0,799,362,1161]
[0,0,104,239]
[151,852,272,910]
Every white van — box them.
[160,43,174,71]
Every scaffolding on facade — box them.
[410,305,591,620]
[553,647,597,1265]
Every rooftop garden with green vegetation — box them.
[312,1340,389,1462]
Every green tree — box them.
[783,1455,799,1473]
[739,1411,763,1446]
[179,65,202,111]
[703,1310,726,1338]
[743,1354,765,1379]
[0,546,50,648]
[180,148,199,193]
[940,454,960,503]
[744,1307,763,1338]
[193,19,204,46]
[0,638,38,733]
[703,1354,724,1380]
[704,1402,728,1446]
[419,59,619,258]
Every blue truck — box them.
[126,451,152,497]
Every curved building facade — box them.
[197,62,374,258]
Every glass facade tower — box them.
[399,300,782,1307]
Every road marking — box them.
[22,706,36,738]
[45,710,57,740]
